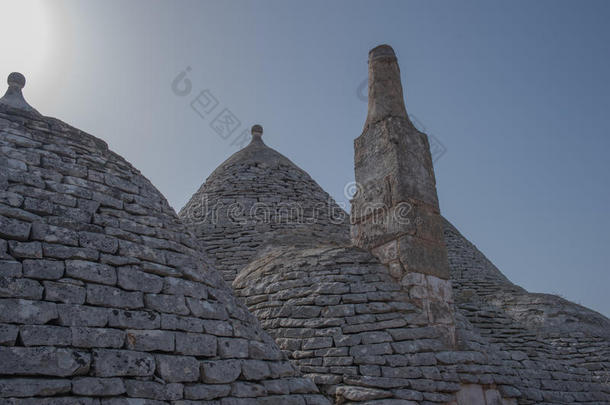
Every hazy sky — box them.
[1,0,608,317]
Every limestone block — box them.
[86,284,143,309]
[201,360,242,384]
[0,276,43,299]
[92,349,155,377]
[161,314,204,333]
[79,232,119,254]
[0,298,57,324]
[175,332,217,357]
[241,360,271,380]
[117,267,163,293]
[0,215,31,241]
[184,383,232,400]
[0,378,71,397]
[124,379,183,400]
[144,293,189,315]
[155,354,199,382]
[20,325,71,346]
[0,323,18,345]
[72,377,126,396]
[218,337,249,358]
[23,259,64,279]
[44,280,86,304]
[8,241,42,259]
[66,260,116,285]
[455,384,485,405]
[108,309,160,330]
[72,327,125,348]
[0,347,90,376]
[57,304,109,327]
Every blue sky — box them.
[1,0,608,316]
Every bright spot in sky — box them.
[0,0,52,83]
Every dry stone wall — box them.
[179,132,349,284]
[445,219,610,396]
[234,241,610,404]
[233,244,522,404]
[0,93,328,405]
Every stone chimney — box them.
[351,45,455,340]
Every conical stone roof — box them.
[232,224,610,404]
[179,126,350,283]
[0,74,328,404]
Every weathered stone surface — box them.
[0,298,58,324]
[20,325,71,346]
[124,379,183,400]
[86,284,143,309]
[117,267,163,293]
[184,383,231,400]
[145,293,189,315]
[0,215,31,241]
[201,360,242,384]
[72,327,125,348]
[231,381,267,397]
[0,378,71,397]
[241,360,271,380]
[125,329,175,352]
[0,260,22,277]
[72,377,126,396]
[0,324,19,345]
[0,276,42,299]
[155,354,200,382]
[44,280,86,304]
[218,337,249,359]
[164,277,208,299]
[108,309,160,330]
[79,232,118,254]
[162,314,204,333]
[8,240,42,259]
[66,260,117,285]
[175,332,217,357]
[92,349,155,377]
[22,259,64,279]
[0,347,90,376]
[186,298,228,320]
[58,304,109,327]
[336,386,392,401]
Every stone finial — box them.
[0,72,40,115]
[364,44,408,129]
[7,72,26,89]
[251,124,263,137]
[251,124,264,143]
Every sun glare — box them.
[0,0,52,83]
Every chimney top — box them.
[364,44,408,129]
[369,44,397,61]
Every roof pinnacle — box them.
[8,72,26,89]
[0,72,40,115]
[251,124,263,138]
[364,44,408,128]
[250,124,264,144]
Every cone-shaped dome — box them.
[0,75,328,403]
[179,125,350,283]
[234,234,610,404]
